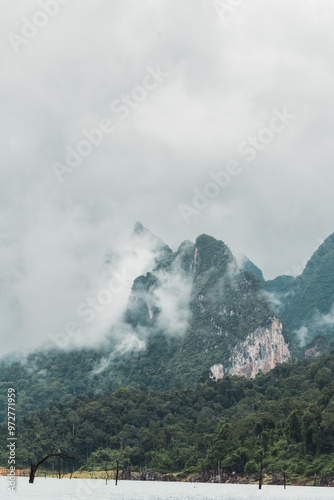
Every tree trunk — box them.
[28,449,74,484]
[116,459,119,486]
[259,450,264,489]
[29,464,38,484]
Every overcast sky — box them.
[1,0,334,355]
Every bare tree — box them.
[29,447,75,484]
[259,450,264,489]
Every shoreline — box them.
[1,468,333,487]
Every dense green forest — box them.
[2,351,334,480]
[0,336,181,424]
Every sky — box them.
[1,0,334,355]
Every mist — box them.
[0,220,162,358]
[295,304,334,347]
[2,0,334,356]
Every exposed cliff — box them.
[210,318,290,379]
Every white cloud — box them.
[1,0,334,353]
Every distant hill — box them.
[279,233,334,345]
[242,233,334,349]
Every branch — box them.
[34,449,75,468]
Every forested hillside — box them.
[1,352,334,481]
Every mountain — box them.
[123,232,290,383]
[239,256,265,283]
[0,225,290,420]
[239,233,334,353]
[170,235,289,382]
[279,233,334,344]
[264,275,296,296]
[132,221,175,270]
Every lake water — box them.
[1,477,333,499]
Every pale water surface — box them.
[1,477,333,500]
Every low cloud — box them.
[90,331,146,376]
[153,264,193,338]
[0,220,162,358]
[294,326,310,347]
[88,239,194,375]
[294,304,334,346]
